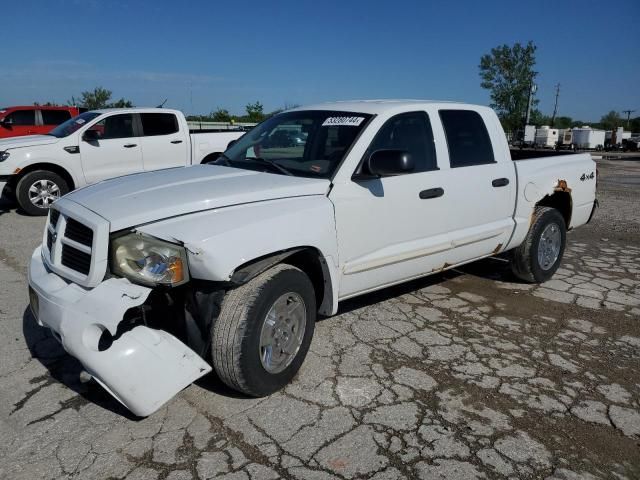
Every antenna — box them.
[156,99,167,108]
[550,83,560,127]
[622,109,636,129]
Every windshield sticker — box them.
[75,118,86,124]
[322,116,365,127]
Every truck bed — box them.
[510,148,581,161]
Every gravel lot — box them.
[0,157,639,480]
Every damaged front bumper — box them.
[27,246,212,417]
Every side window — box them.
[6,109,36,125]
[366,112,437,173]
[439,110,495,167]
[140,113,179,136]
[89,114,135,139]
[41,110,72,125]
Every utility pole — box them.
[550,83,560,127]
[524,82,537,126]
[622,109,635,129]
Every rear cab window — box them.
[41,110,72,125]
[140,113,179,136]
[439,110,495,167]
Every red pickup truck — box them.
[0,106,82,138]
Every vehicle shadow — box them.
[0,192,30,217]
[21,307,139,420]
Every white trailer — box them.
[535,126,559,148]
[572,127,605,150]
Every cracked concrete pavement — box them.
[0,157,639,479]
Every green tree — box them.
[599,110,622,130]
[68,87,133,109]
[529,109,550,126]
[554,116,573,129]
[211,108,231,122]
[479,41,538,132]
[245,101,265,122]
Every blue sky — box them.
[1,0,638,120]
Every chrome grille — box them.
[49,208,60,227]
[65,218,94,247]
[46,207,96,278]
[46,229,54,251]
[61,244,91,274]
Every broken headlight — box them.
[111,233,189,286]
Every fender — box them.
[137,195,341,315]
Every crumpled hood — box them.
[64,165,331,231]
[0,134,59,150]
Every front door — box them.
[80,113,143,184]
[1,108,37,137]
[330,111,452,299]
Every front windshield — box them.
[48,111,101,138]
[216,110,372,178]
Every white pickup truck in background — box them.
[28,100,597,416]
[0,108,244,215]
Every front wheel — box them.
[16,170,69,216]
[211,264,316,396]
[510,206,567,283]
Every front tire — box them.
[510,206,566,283]
[211,264,316,396]
[16,170,69,216]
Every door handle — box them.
[123,144,137,148]
[170,140,183,144]
[492,178,510,187]
[419,187,444,199]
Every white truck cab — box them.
[0,108,243,215]
[28,100,597,416]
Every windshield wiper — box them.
[246,157,293,176]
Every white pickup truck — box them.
[28,100,597,416]
[0,108,244,215]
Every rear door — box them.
[80,113,144,184]
[331,111,453,299]
[139,112,189,171]
[434,108,516,264]
[1,108,37,137]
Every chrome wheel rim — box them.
[259,292,306,374]
[538,222,562,270]
[28,179,60,208]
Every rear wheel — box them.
[510,206,566,283]
[211,264,316,396]
[16,170,69,216]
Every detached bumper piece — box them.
[28,247,212,417]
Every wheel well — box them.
[201,153,221,164]
[15,163,76,191]
[536,191,572,228]
[230,247,331,315]
[281,249,326,312]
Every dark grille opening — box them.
[49,209,60,227]
[61,245,91,275]
[46,230,54,251]
[65,218,94,247]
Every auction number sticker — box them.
[322,116,365,127]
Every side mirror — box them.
[1,118,12,127]
[365,149,414,177]
[83,129,99,142]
